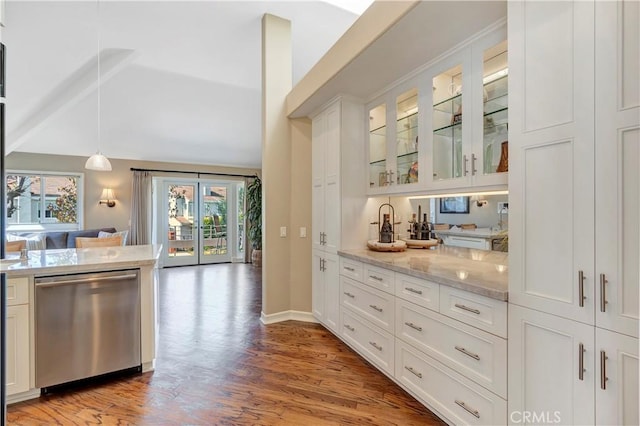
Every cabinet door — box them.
[394,87,420,188]
[508,305,594,426]
[311,250,325,322]
[594,0,639,338]
[427,49,473,191]
[470,28,508,188]
[595,328,638,425]
[323,254,339,332]
[367,103,387,190]
[311,112,326,252]
[6,304,29,396]
[508,0,596,324]
[323,101,341,254]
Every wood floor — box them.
[7,264,446,425]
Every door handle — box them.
[471,153,477,175]
[463,155,469,176]
[578,270,586,307]
[600,350,608,390]
[578,343,586,381]
[600,273,608,313]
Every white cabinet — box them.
[594,0,639,338]
[595,328,639,426]
[508,305,595,426]
[311,97,367,328]
[366,24,508,196]
[312,251,339,332]
[508,0,639,423]
[6,277,30,396]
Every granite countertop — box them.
[0,244,163,276]
[435,227,506,239]
[338,245,508,301]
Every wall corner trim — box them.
[260,310,317,325]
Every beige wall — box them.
[6,151,260,234]
[288,118,312,312]
[262,14,293,316]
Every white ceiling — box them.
[4,1,365,169]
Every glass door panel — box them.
[482,40,508,175]
[433,65,463,181]
[396,88,419,185]
[165,182,198,267]
[369,103,387,188]
[200,183,231,264]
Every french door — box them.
[157,178,241,266]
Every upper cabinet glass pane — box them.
[369,103,387,188]
[396,88,419,185]
[483,40,508,175]
[433,65,463,181]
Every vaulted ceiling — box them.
[4,1,365,169]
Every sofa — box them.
[7,227,123,249]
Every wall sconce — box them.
[476,199,488,207]
[99,188,116,207]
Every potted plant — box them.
[246,176,262,266]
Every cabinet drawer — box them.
[7,277,29,306]
[339,257,363,282]
[363,264,394,294]
[442,235,491,250]
[440,286,507,338]
[396,299,507,398]
[341,277,394,333]
[395,341,506,425]
[341,308,394,376]
[395,273,439,312]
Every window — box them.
[5,171,83,231]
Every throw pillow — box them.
[98,230,129,246]
[7,233,46,250]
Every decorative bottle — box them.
[380,214,393,243]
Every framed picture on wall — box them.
[439,196,469,214]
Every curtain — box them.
[130,171,152,245]
[243,176,251,263]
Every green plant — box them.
[246,176,262,250]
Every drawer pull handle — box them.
[344,324,355,332]
[578,270,586,307]
[404,366,423,378]
[454,303,480,315]
[369,341,382,351]
[406,287,423,295]
[343,292,355,298]
[405,322,423,332]
[455,346,480,361]
[455,400,480,419]
[344,266,355,272]
[369,304,383,312]
[600,273,608,313]
[370,275,384,282]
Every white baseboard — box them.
[7,388,40,404]
[260,310,318,325]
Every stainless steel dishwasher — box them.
[35,269,141,389]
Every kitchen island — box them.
[0,244,162,403]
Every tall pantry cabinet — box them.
[311,97,367,333]
[508,1,639,425]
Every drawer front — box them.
[342,308,394,375]
[443,235,491,250]
[363,264,394,294]
[440,286,507,338]
[396,299,507,398]
[7,277,29,306]
[341,277,394,333]
[395,273,439,312]
[395,341,507,426]
[339,257,363,282]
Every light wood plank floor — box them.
[8,264,446,425]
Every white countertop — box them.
[435,227,506,239]
[0,244,162,276]
[339,245,508,301]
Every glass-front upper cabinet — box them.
[368,103,387,189]
[481,40,508,178]
[432,65,464,182]
[395,88,419,185]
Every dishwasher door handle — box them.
[36,273,138,287]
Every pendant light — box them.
[85,0,112,171]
